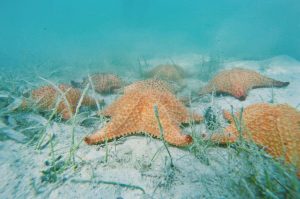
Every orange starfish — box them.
[85,80,203,146]
[124,79,190,106]
[145,64,186,83]
[72,73,122,94]
[123,79,174,94]
[211,103,300,177]
[22,84,99,120]
[199,68,289,100]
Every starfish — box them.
[145,64,186,83]
[211,103,300,177]
[84,79,203,146]
[22,84,100,120]
[72,73,122,94]
[124,79,191,106]
[199,68,289,100]
[123,79,174,94]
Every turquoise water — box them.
[1,1,300,198]
[1,0,300,68]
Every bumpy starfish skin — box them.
[145,64,186,83]
[85,80,203,146]
[124,79,173,94]
[24,84,97,120]
[200,68,289,100]
[211,103,300,177]
[75,73,122,94]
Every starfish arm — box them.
[253,75,289,88]
[85,108,145,144]
[156,108,193,146]
[210,124,238,143]
[223,110,234,123]
[85,122,131,145]
[58,102,74,120]
[136,102,193,146]
[84,121,124,144]
[142,119,192,147]
[86,95,144,144]
[163,128,193,147]
[181,112,203,124]
[270,79,289,87]
[190,112,204,123]
[84,116,192,147]
[61,111,72,120]
[81,96,98,106]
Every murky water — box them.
[0,1,299,198]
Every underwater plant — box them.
[210,103,300,178]
[214,105,300,198]
[196,54,223,81]
[204,106,222,131]
[1,55,300,199]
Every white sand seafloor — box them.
[0,54,300,199]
